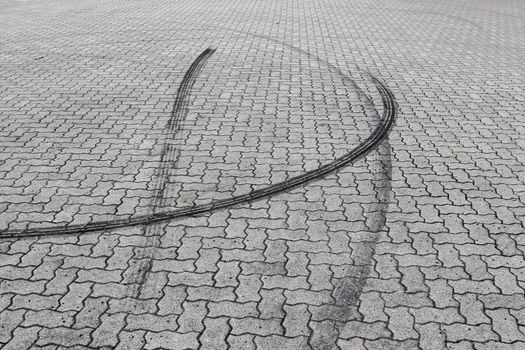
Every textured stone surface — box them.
[0,0,524,348]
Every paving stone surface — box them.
[1,0,524,348]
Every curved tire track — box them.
[127,48,215,298]
[0,66,396,239]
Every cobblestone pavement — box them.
[1,0,524,348]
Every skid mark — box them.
[124,48,215,296]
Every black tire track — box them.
[331,84,394,303]
[125,48,215,296]
[203,29,396,349]
[0,73,396,239]
[308,81,394,350]
[153,47,215,211]
[323,111,393,350]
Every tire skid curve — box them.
[153,47,216,210]
[0,64,397,239]
[127,47,215,297]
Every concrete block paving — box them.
[0,0,524,348]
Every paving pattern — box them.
[0,0,524,349]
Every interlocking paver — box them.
[226,334,255,350]
[144,331,199,350]
[1,0,524,348]
[177,300,207,333]
[36,327,92,347]
[1,326,40,350]
[230,317,283,336]
[487,309,525,343]
[199,317,230,350]
[442,324,498,343]
[416,323,446,350]
[338,320,392,340]
[386,307,418,340]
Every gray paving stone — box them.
[0,0,524,348]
